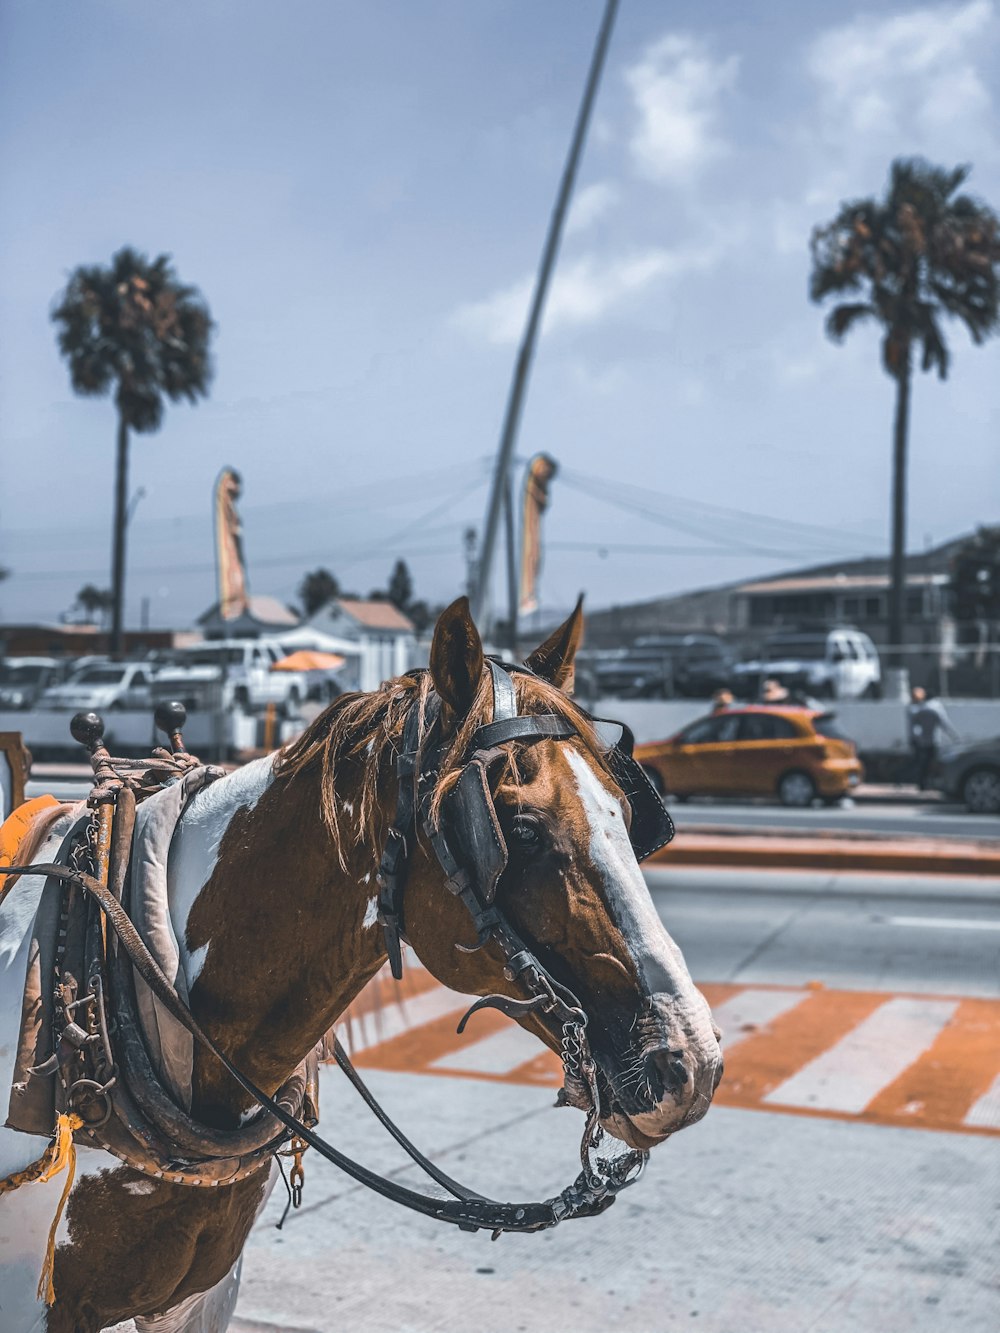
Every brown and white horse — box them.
[0,598,721,1331]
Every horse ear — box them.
[429,596,484,717]
[524,594,584,693]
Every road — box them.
[229,868,999,1333]
[646,866,1000,997]
[668,797,1000,841]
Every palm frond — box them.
[51,245,214,432]
[825,302,875,341]
[810,156,1000,381]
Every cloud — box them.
[565,181,619,235]
[625,34,738,185]
[807,1,995,149]
[769,2,999,256]
[453,240,726,346]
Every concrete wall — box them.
[593,698,1000,750]
[0,708,236,757]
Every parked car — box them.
[593,634,733,699]
[38,661,155,713]
[635,706,863,807]
[0,657,67,710]
[150,639,308,715]
[731,629,881,701]
[931,737,1000,813]
[632,634,733,697]
[593,646,674,698]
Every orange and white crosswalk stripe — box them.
[335,970,1000,1137]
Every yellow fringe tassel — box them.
[34,1112,84,1306]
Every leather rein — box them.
[1,669,651,1236]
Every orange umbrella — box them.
[271,650,346,672]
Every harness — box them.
[0,671,673,1249]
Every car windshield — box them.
[765,637,827,660]
[72,667,126,685]
[0,664,46,684]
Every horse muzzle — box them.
[598,991,724,1149]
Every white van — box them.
[733,629,881,700]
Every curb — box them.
[650,835,1000,877]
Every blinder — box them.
[447,752,510,904]
[437,697,674,903]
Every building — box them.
[197,594,300,639]
[307,598,417,691]
[582,537,970,687]
[0,622,187,659]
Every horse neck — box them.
[175,753,387,1127]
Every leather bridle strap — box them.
[0,857,641,1232]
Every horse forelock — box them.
[273,668,607,869]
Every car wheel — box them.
[962,767,1000,814]
[641,764,665,796]
[778,770,816,807]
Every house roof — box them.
[197,595,300,632]
[333,599,415,632]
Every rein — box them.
[0,670,671,1237]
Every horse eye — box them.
[509,817,543,853]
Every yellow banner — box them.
[518,453,558,616]
[214,467,248,621]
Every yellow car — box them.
[635,707,863,807]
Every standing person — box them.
[711,688,734,713]
[908,686,959,790]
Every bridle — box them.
[376,657,675,1197]
[0,665,674,1238]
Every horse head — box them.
[402,598,723,1151]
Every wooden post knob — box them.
[155,701,188,754]
[70,711,106,754]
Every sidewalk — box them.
[229,1066,999,1333]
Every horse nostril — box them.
[649,1049,689,1097]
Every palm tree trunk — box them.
[888,353,911,670]
[110,411,129,657]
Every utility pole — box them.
[470,0,619,626]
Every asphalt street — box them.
[647,866,1000,998]
[668,798,1000,841]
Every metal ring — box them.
[67,1078,114,1128]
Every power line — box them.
[559,468,877,556]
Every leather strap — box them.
[486,658,518,722]
[0,857,640,1233]
[472,714,576,751]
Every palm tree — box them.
[810,158,1000,676]
[52,247,213,654]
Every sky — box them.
[2,0,999,633]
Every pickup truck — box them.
[150,640,307,716]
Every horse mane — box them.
[273,666,604,871]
